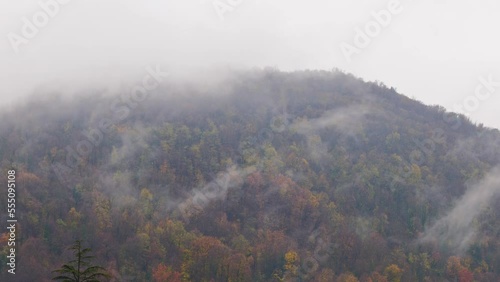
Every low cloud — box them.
[292,105,371,135]
[177,165,256,220]
[290,105,371,162]
[419,166,500,253]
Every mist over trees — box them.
[1,68,500,281]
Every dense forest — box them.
[1,68,500,281]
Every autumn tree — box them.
[337,272,360,282]
[283,250,299,278]
[458,268,473,282]
[182,236,231,281]
[152,263,181,282]
[224,253,252,282]
[370,271,388,282]
[446,256,473,282]
[384,264,403,282]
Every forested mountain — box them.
[1,68,500,281]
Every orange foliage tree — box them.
[152,263,181,282]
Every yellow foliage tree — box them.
[384,264,403,282]
[284,251,299,276]
[337,272,359,282]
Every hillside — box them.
[1,69,500,281]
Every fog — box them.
[419,167,500,253]
[2,0,500,128]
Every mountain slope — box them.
[1,69,500,281]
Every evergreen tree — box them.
[52,240,111,282]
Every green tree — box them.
[52,240,111,282]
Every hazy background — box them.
[1,0,499,129]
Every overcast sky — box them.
[1,0,499,129]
